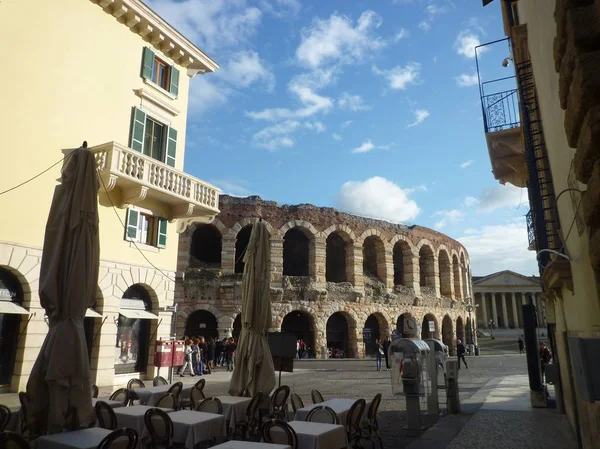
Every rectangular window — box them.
[125,209,167,248]
[143,117,165,161]
[152,56,170,90]
[141,47,180,97]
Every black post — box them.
[522,303,543,391]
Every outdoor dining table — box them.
[286,421,349,449]
[150,410,227,448]
[32,427,112,449]
[92,398,125,408]
[113,405,174,439]
[215,395,252,430]
[132,384,193,406]
[294,398,371,425]
[212,441,291,449]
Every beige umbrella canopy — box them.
[26,145,100,435]
[229,221,276,397]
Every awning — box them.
[0,301,30,315]
[119,309,159,320]
[85,308,102,318]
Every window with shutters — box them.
[152,56,170,90]
[125,209,168,248]
[141,47,179,97]
[129,107,177,167]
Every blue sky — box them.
[148,0,538,276]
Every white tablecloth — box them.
[167,410,227,448]
[287,421,349,449]
[212,441,291,449]
[294,399,370,425]
[33,428,112,449]
[216,396,252,430]
[134,384,193,406]
[114,405,173,437]
[92,398,125,409]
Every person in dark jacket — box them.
[226,337,237,371]
[456,339,468,369]
[518,336,525,354]
[214,338,222,368]
[382,337,391,370]
[207,338,216,370]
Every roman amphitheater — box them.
[175,195,476,358]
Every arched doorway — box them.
[396,313,413,337]
[283,228,310,276]
[235,226,253,274]
[282,311,314,357]
[419,245,435,288]
[326,232,347,283]
[442,315,454,355]
[190,224,222,268]
[456,317,465,344]
[233,314,242,341]
[421,313,438,340]
[326,312,348,357]
[0,268,26,387]
[364,313,389,356]
[185,309,219,340]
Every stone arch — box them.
[282,225,314,277]
[185,309,219,340]
[282,310,316,356]
[361,231,386,283]
[452,253,462,300]
[233,217,276,236]
[421,313,439,340]
[438,246,452,298]
[396,312,414,337]
[442,315,454,352]
[279,219,318,238]
[456,316,465,344]
[392,239,412,287]
[326,311,358,358]
[324,226,355,284]
[235,225,253,274]
[189,224,222,268]
[363,312,390,356]
[417,240,435,288]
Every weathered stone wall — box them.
[176,195,475,358]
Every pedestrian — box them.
[191,338,201,376]
[214,337,222,367]
[457,339,468,370]
[382,336,391,371]
[540,342,552,382]
[375,338,384,371]
[299,339,306,359]
[198,337,207,374]
[518,336,525,354]
[296,339,301,360]
[207,338,216,370]
[220,338,228,366]
[179,339,195,377]
[226,337,237,371]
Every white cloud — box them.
[351,140,375,154]
[210,178,251,196]
[455,72,479,87]
[341,120,353,128]
[460,160,474,168]
[221,50,275,91]
[252,120,301,150]
[433,209,465,230]
[188,76,230,114]
[464,196,479,207]
[332,133,343,141]
[394,28,409,41]
[426,4,447,17]
[407,109,430,128]
[405,184,428,194]
[146,0,262,53]
[458,220,539,276]
[338,92,371,111]
[259,0,301,17]
[454,30,486,59]
[373,62,421,90]
[305,121,326,132]
[418,21,431,32]
[476,184,526,212]
[296,10,386,68]
[337,176,421,223]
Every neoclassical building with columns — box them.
[175,195,477,357]
[473,271,545,329]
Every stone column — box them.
[491,293,498,328]
[432,255,441,298]
[407,252,421,296]
[383,246,395,291]
[501,292,509,329]
[270,237,284,288]
[511,292,519,328]
[217,315,234,339]
[221,232,236,275]
[313,236,326,288]
[352,244,364,292]
[480,293,488,327]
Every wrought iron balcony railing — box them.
[526,209,536,249]
[481,81,520,132]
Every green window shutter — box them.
[130,107,146,152]
[141,47,155,80]
[166,127,177,167]
[125,209,139,241]
[157,218,168,248]
[169,66,180,97]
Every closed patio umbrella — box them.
[26,145,100,434]
[228,221,276,397]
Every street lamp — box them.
[164,303,178,383]
[465,300,479,346]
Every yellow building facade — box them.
[0,0,220,392]
[481,1,600,447]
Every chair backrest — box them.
[0,404,12,432]
[91,384,99,399]
[196,397,223,414]
[307,406,338,424]
[367,393,382,425]
[190,386,205,410]
[153,376,168,387]
[290,393,304,413]
[96,427,139,449]
[311,389,324,404]
[194,378,206,393]
[261,419,298,449]
[155,393,176,410]
[271,385,290,409]
[109,388,129,407]
[346,399,366,433]
[95,401,118,431]
[0,431,31,449]
[144,408,173,446]
[127,379,145,390]
[167,382,183,399]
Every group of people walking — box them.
[179,336,237,376]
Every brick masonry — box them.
[176,195,475,358]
